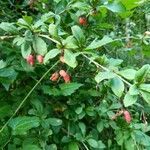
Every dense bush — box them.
[0,0,150,149]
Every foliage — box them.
[0,0,150,149]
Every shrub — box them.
[0,0,150,149]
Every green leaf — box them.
[44,49,61,64]
[68,142,79,150]
[140,91,150,105]
[0,22,18,33]
[63,36,78,49]
[42,85,61,96]
[129,85,139,95]
[0,68,17,78]
[49,24,58,38]
[108,58,123,66]
[86,36,114,50]
[13,37,25,46]
[46,118,62,126]
[123,92,138,107]
[21,42,32,58]
[134,130,150,146]
[71,25,85,45]
[97,140,106,149]
[75,107,83,114]
[0,60,7,69]
[121,0,140,10]
[135,64,150,83]
[64,49,78,68]
[33,36,47,55]
[101,1,126,13]
[8,116,40,135]
[95,71,116,83]
[78,122,86,135]
[47,144,57,150]
[119,69,137,80]
[23,15,33,25]
[97,121,104,133]
[31,99,43,114]
[87,139,98,148]
[59,83,83,96]
[139,84,150,93]
[23,144,41,150]
[0,68,17,90]
[110,77,124,97]
[0,105,12,119]
[18,18,29,27]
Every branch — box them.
[39,34,61,45]
[82,53,132,86]
[0,35,15,40]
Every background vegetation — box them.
[0,0,150,149]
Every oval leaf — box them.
[64,49,78,68]
[8,116,40,135]
[44,49,61,64]
[119,69,137,80]
[110,77,124,97]
[123,92,138,107]
[71,25,85,44]
[59,82,83,96]
[68,142,79,150]
[33,36,47,55]
[135,64,150,83]
[87,139,98,148]
[21,42,31,58]
[95,71,116,83]
[46,118,62,126]
[86,36,113,50]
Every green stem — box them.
[82,53,132,87]
[0,61,59,134]
[0,35,15,40]
[82,142,90,150]
[39,34,60,45]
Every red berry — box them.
[36,55,44,64]
[50,72,59,81]
[59,70,67,77]
[63,74,71,83]
[123,110,131,123]
[79,17,87,25]
[26,55,34,66]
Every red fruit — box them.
[50,72,59,81]
[63,74,71,83]
[59,70,71,83]
[36,55,44,64]
[123,110,131,123]
[59,70,67,77]
[79,17,87,25]
[26,55,34,66]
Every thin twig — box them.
[82,142,90,150]
[0,61,59,134]
[82,53,132,86]
[39,34,60,45]
[0,35,15,40]
[2,136,12,149]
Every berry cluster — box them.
[26,54,44,65]
[50,70,71,83]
